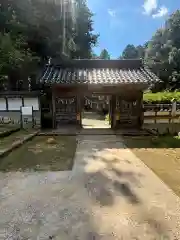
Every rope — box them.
[84,96,108,105]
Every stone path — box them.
[82,112,110,129]
[0,135,180,239]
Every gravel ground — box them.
[0,135,180,239]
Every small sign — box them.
[21,106,33,129]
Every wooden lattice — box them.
[55,96,77,124]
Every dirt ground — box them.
[124,136,180,198]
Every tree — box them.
[99,49,110,59]
[0,33,39,90]
[120,10,180,90]
[91,52,99,59]
[0,0,98,90]
[145,10,180,90]
[71,0,99,59]
[120,43,147,60]
[120,44,138,59]
[136,45,146,59]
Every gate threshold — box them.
[78,129,115,135]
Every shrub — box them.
[143,92,180,104]
[105,114,111,123]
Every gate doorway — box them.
[82,94,112,129]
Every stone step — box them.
[115,129,153,136]
[78,129,114,135]
[40,128,154,136]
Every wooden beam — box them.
[144,115,180,120]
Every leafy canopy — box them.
[0,0,98,90]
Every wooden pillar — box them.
[76,95,82,127]
[52,90,56,129]
[5,97,8,111]
[111,94,117,129]
[138,90,144,129]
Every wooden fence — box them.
[143,102,180,123]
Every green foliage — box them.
[100,49,111,60]
[91,49,111,60]
[145,10,180,90]
[120,43,147,59]
[105,114,111,123]
[0,0,98,90]
[151,136,180,148]
[71,0,99,59]
[91,52,99,59]
[0,33,39,71]
[143,92,180,103]
[120,10,180,91]
[120,44,138,59]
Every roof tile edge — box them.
[49,58,143,69]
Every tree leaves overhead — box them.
[0,0,98,90]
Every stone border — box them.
[143,128,157,136]
[38,129,154,136]
[38,132,77,136]
[0,130,40,158]
[39,129,114,136]
[0,127,20,138]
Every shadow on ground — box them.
[83,145,142,207]
[0,136,175,239]
[79,139,173,239]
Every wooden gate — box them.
[116,98,139,127]
[55,96,77,126]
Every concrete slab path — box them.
[0,135,180,239]
[82,112,110,129]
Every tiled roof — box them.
[40,59,160,85]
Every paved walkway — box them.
[0,135,180,239]
[82,112,110,129]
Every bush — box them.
[143,92,180,104]
[105,114,111,123]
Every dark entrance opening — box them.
[82,94,112,129]
[40,90,53,129]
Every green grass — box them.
[0,129,34,150]
[124,135,180,148]
[0,125,18,133]
[151,136,180,148]
[0,136,76,172]
[123,136,180,197]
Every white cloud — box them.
[143,0,157,15]
[152,6,168,18]
[107,9,116,17]
[142,0,168,18]
[107,9,123,30]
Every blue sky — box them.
[87,0,180,59]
